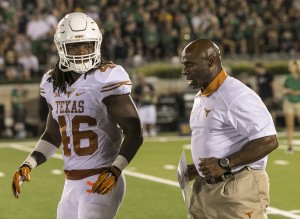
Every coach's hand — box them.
[185,164,199,181]
[12,164,31,198]
[92,166,121,195]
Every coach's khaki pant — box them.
[189,168,269,219]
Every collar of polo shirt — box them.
[198,69,228,97]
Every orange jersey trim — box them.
[101,80,132,92]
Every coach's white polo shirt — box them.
[190,69,277,175]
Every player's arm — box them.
[92,94,143,195]
[12,104,61,198]
[104,94,143,165]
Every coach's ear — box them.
[208,55,215,68]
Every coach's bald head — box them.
[184,39,222,69]
[181,39,223,89]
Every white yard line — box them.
[9,143,63,159]
[123,169,179,187]
[0,145,10,148]
[4,142,300,219]
[268,207,300,219]
[279,144,300,151]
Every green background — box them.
[0,134,299,219]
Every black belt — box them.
[204,166,249,184]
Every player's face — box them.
[181,50,213,89]
[66,42,94,63]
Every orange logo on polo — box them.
[244,211,253,218]
[204,108,214,117]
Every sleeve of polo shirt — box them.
[226,93,277,141]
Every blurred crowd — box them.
[1,0,300,81]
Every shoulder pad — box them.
[96,65,132,95]
[98,63,117,73]
[40,71,53,98]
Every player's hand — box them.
[92,166,121,195]
[12,164,31,198]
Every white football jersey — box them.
[40,64,132,171]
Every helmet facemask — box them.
[58,40,101,73]
[54,12,102,74]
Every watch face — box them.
[220,158,229,167]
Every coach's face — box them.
[181,47,213,90]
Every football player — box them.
[12,12,143,219]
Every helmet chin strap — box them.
[69,60,93,74]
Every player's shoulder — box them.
[94,63,130,83]
[40,69,54,97]
[98,63,128,76]
[40,69,53,87]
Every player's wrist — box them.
[111,166,122,178]
[22,156,37,170]
[34,139,58,161]
[112,155,128,172]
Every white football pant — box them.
[57,174,125,219]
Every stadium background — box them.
[0,1,300,218]
[1,0,300,137]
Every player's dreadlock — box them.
[47,58,113,93]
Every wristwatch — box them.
[218,158,231,170]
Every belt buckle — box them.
[204,177,216,184]
[210,177,216,184]
[220,174,226,181]
[205,174,228,184]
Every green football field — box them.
[0,132,299,219]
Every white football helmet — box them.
[54,12,102,74]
